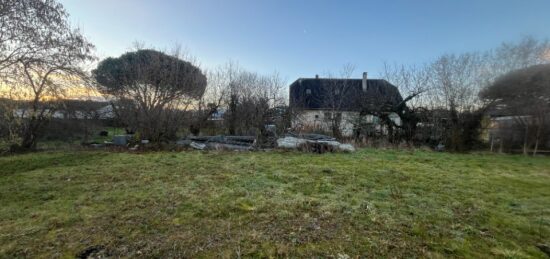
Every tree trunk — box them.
[533,124,542,156]
[533,138,539,156]
[331,119,341,139]
[523,125,529,155]
[83,120,89,143]
[228,94,237,135]
[20,122,39,150]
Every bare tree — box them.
[382,63,429,110]
[380,63,429,144]
[424,53,486,150]
[188,62,239,135]
[379,36,550,151]
[220,64,286,139]
[0,0,95,150]
[319,63,356,138]
[0,0,73,73]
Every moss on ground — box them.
[0,149,549,258]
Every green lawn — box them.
[0,149,549,258]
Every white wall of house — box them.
[291,110,357,136]
[13,105,114,120]
[292,109,401,137]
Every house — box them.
[208,107,226,121]
[12,100,114,120]
[289,72,403,137]
[483,105,550,152]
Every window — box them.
[366,115,373,123]
[324,112,342,121]
[306,88,311,95]
[335,112,342,121]
[314,114,319,119]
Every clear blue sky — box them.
[60,0,550,82]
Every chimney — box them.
[315,74,319,79]
[362,72,368,92]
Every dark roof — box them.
[289,78,403,112]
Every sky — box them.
[60,0,550,82]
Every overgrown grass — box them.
[0,149,549,258]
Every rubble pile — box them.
[276,133,355,153]
[177,135,256,151]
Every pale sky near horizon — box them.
[60,0,550,83]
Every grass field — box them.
[1,149,549,258]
